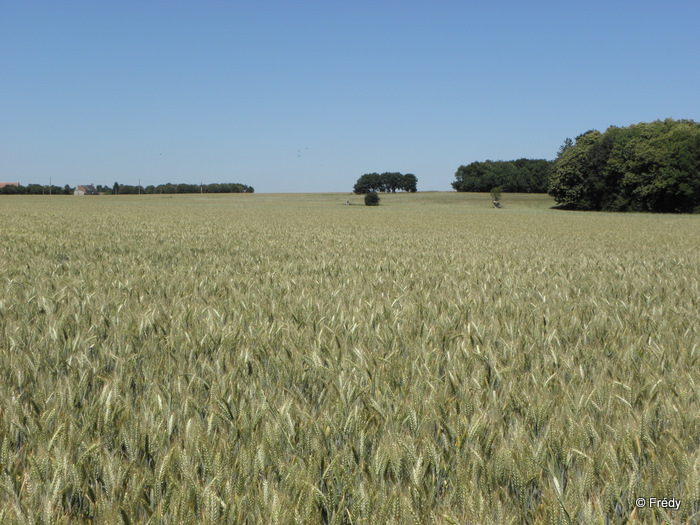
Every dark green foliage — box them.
[202,182,255,193]
[0,184,19,194]
[364,191,380,206]
[0,184,20,194]
[114,184,139,194]
[452,159,552,193]
[354,173,418,193]
[28,184,49,194]
[0,182,254,195]
[490,186,503,202]
[403,173,418,192]
[132,182,254,194]
[549,119,700,212]
[354,173,380,194]
[0,184,69,195]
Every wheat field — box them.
[0,192,698,524]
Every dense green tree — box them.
[364,191,380,206]
[354,173,381,194]
[548,130,602,209]
[549,119,700,212]
[0,184,20,194]
[452,161,494,192]
[557,137,574,158]
[354,172,418,194]
[26,184,45,195]
[115,184,136,194]
[402,173,418,192]
[380,172,403,192]
[452,159,552,193]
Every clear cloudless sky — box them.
[2,1,699,193]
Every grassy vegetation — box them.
[0,192,698,524]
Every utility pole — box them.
[49,177,51,195]
[139,179,141,195]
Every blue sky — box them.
[2,1,698,193]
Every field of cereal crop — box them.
[0,192,698,523]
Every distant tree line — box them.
[111,182,254,194]
[0,182,255,195]
[549,119,700,212]
[353,172,417,194]
[452,159,552,193]
[0,184,73,195]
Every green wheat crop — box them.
[0,192,698,524]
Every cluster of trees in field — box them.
[451,118,699,213]
[111,182,254,194]
[353,172,417,194]
[549,119,700,212]
[0,184,73,195]
[452,159,552,193]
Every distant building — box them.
[0,182,19,188]
[74,184,98,196]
